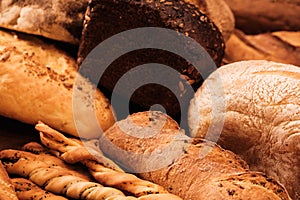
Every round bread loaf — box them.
[188,60,300,199]
[0,30,115,138]
[99,111,292,200]
[77,0,225,124]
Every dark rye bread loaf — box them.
[78,0,225,123]
[99,111,292,200]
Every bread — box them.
[77,0,225,122]
[223,29,300,66]
[224,0,300,34]
[0,161,18,200]
[97,111,291,199]
[188,60,300,199]
[0,0,88,44]
[0,29,115,138]
[185,0,235,41]
[12,178,67,200]
[36,121,182,199]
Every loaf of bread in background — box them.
[0,0,88,44]
[98,111,292,200]
[223,29,300,66]
[0,29,115,138]
[188,60,300,199]
[185,0,235,41]
[224,0,300,34]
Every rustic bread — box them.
[224,0,300,34]
[185,0,235,41]
[188,60,300,199]
[223,29,300,66]
[0,161,18,200]
[0,29,115,138]
[77,0,225,122]
[98,111,291,199]
[0,0,88,44]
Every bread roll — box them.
[185,0,235,41]
[0,29,115,138]
[0,161,18,200]
[0,0,88,44]
[224,0,300,34]
[188,60,300,199]
[98,111,292,199]
[223,29,300,66]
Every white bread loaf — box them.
[0,29,115,138]
[98,111,292,200]
[188,60,300,199]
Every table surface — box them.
[0,116,39,150]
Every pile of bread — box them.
[0,0,299,199]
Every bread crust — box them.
[0,0,88,44]
[188,60,300,199]
[0,30,115,138]
[100,111,291,199]
[0,161,18,200]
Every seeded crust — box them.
[99,111,292,199]
[78,0,225,122]
[188,60,300,199]
[0,29,115,138]
[0,161,18,200]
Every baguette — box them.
[0,29,115,138]
[98,111,291,199]
[223,29,300,66]
[0,0,88,44]
[224,0,300,34]
[188,60,300,199]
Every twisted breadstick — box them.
[0,161,18,200]
[36,122,182,199]
[0,149,135,200]
[12,178,67,200]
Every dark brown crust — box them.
[78,0,224,121]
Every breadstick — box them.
[36,122,182,199]
[0,149,134,200]
[0,161,18,200]
[12,178,67,200]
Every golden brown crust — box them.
[0,149,135,200]
[0,29,115,138]
[12,178,67,200]
[0,161,18,200]
[36,121,182,199]
[188,60,300,199]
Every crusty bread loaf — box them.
[188,60,300,199]
[99,111,292,199]
[0,161,18,200]
[77,0,225,123]
[185,0,235,41]
[0,29,115,138]
[0,0,88,44]
[224,0,300,34]
[223,29,300,66]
